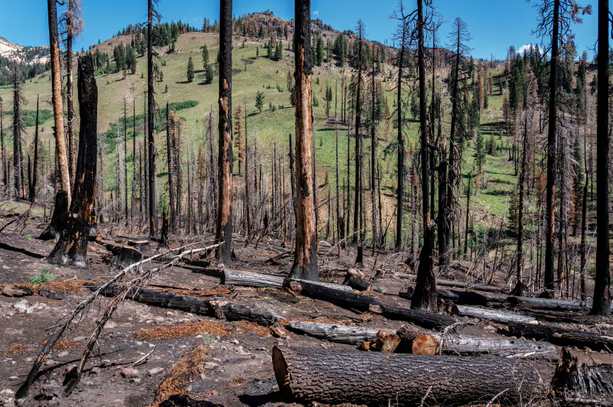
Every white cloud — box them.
[517,44,545,55]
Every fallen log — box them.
[98,239,143,266]
[401,287,507,307]
[432,334,558,360]
[221,270,353,292]
[342,275,370,291]
[450,304,538,324]
[286,320,382,344]
[507,296,591,312]
[272,346,546,406]
[502,322,613,352]
[436,279,508,293]
[285,279,456,330]
[87,284,280,326]
[222,269,285,288]
[553,348,613,406]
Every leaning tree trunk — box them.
[592,0,611,315]
[289,0,318,281]
[215,0,233,263]
[412,0,437,311]
[48,56,97,268]
[47,0,70,203]
[272,347,546,406]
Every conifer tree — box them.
[187,57,194,82]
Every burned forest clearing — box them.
[1,0,613,406]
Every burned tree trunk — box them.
[215,0,233,263]
[147,0,157,237]
[29,95,40,202]
[553,348,613,405]
[411,0,437,312]
[48,56,97,268]
[395,21,406,252]
[502,322,613,352]
[289,0,318,281]
[273,347,545,406]
[47,0,70,203]
[592,0,611,315]
[544,0,560,293]
[12,66,24,199]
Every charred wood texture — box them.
[553,348,613,405]
[48,56,97,268]
[502,322,613,352]
[272,346,546,406]
[88,284,280,327]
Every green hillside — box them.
[0,28,515,246]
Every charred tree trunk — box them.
[29,95,40,202]
[412,0,436,312]
[12,66,23,200]
[215,0,234,263]
[244,99,251,236]
[147,0,158,237]
[273,347,545,406]
[123,97,129,220]
[544,0,559,293]
[514,113,528,296]
[592,0,611,315]
[166,104,175,231]
[48,56,97,268]
[66,0,76,184]
[370,49,378,254]
[395,23,406,252]
[47,0,70,203]
[289,0,318,281]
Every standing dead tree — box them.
[47,0,71,204]
[12,65,26,199]
[147,0,160,237]
[48,56,97,268]
[289,0,318,281]
[60,0,83,183]
[592,0,610,315]
[29,95,40,202]
[216,0,234,263]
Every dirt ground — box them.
[1,202,612,407]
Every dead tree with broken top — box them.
[215,0,234,263]
[48,56,97,268]
[289,0,318,281]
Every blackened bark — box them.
[147,0,157,237]
[411,0,436,312]
[544,0,559,292]
[592,0,611,315]
[273,347,545,406]
[216,0,233,263]
[48,56,97,268]
[395,24,405,251]
[289,0,318,281]
[29,95,40,202]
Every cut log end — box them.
[412,333,439,355]
[272,346,291,396]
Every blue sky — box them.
[0,0,598,60]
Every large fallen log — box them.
[285,279,456,330]
[87,284,280,326]
[272,346,546,406]
[502,322,613,352]
[450,304,538,324]
[553,348,613,406]
[221,269,352,291]
[287,321,381,344]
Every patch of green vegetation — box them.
[29,267,56,284]
[5,109,53,127]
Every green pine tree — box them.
[255,91,265,113]
[187,57,194,83]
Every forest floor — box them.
[1,201,613,407]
